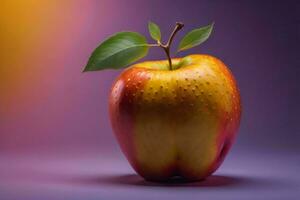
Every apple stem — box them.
[149,22,184,70]
[164,22,184,70]
[162,47,172,70]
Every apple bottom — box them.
[130,116,234,182]
[110,89,237,182]
[112,106,235,182]
[132,140,233,182]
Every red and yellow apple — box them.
[109,54,241,181]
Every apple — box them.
[84,21,241,181]
[109,54,241,181]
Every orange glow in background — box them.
[0,0,120,152]
[1,0,90,110]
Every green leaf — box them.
[177,23,214,52]
[148,21,161,41]
[83,32,149,71]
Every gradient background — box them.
[0,0,299,199]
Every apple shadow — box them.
[14,167,287,189]
[63,173,265,188]
[15,166,285,189]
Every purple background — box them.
[1,0,299,199]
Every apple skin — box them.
[109,54,241,182]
